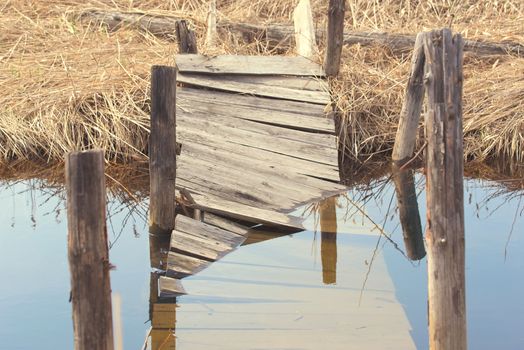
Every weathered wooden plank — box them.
[170,229,233,261]
[177,115,338,166]
[185,190,305,229]
[178,104,336,148]
[166,251,212,278]
[178,134,340,182]
[151,301,179,327]
[199,75,327,91]
[202,213,252,236]
[178,73,330,104]
[175,215,247,246]
[175,54,325,76]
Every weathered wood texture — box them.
[391,165,425,260]
[324,0,346,76]
[66,150,114,350]
[158,276,187,297]
[293,0,317,58]
[79,10,524,57]
[149,65,177,235]
[392,32,426,164]
[206,0,217,49]
[423,29,466,350]
[176,20,198,54]
[175,54,325,76]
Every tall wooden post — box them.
[423,29,466,350]
[149,66,177,235]
[391,164,426,260]
[392,32,426,164]
[176,20,198,54]
[66,150,114,350]
[324,0,345,77]
[293,0,317,58]
[319,197,337,284]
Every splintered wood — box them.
[175,54,346,229]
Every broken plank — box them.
[166,251,212,278]
[186,190,305,229]
[199,74,328,91]
[202,213,253,236]
[178,73,330,104]
[158,276,187,298]
[175,54,325,76]
[170,229,235,261]
[176,215,247,246]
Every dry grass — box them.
[0,0,522,165]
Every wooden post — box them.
[293,0,317,58]
[176,20,198,54]
[391,164,425,260]
[319,197,337,284]
[392,32,426,164]
[324,0,345,77]
[149,66,177,235]
[423,29,466,350]
[205,0,217,49]
[66,150,114,350]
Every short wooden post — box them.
[319,197,337,284]
[205,0,217,49]
[176,20,198,54]
[66,150,114,350]
[392,32,426,164]
[293,0,317,58]
[324,0,345,77]
[391,164,425,260]
[423,29,466,350]
[149,66,177,235]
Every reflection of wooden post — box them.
[423,29,466,350]
[149,233,171,270]
[149,66,177,235]
[391,165,425,260]
[149,272,177,350]
[66,150,114,350]
[392,32,426,164]
[319,197,337,284]
[324,0,345,77]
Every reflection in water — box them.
[391,165,426,260]
[319,197,338,284]
[148,232,177,349]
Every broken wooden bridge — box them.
[150,54,347,296]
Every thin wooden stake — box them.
[206,0,217,49]
[423,28,466,350]
[324,0,345,77]
[293,0,317,58]
[149,66,177,235]
[66,149,114,350]
[392,32,426,164]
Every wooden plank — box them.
[178,134,340,182]
[166,251,212,278]
[178,143,346,205]
[178,73,330,104]
[178,105,335,148]
[186,190,305,229]
[170,229,233,261]
[175,215,247,246]
[198,74,327,91]
[202,213,252,236]
[177,114,338,166]
[175,54,325,76]
[151,301,179,327]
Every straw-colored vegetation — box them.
[0,0,523,165]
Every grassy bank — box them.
[1,0,522,165]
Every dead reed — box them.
[0,0,522,165]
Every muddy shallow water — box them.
[0,174,522,349]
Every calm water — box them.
[0,175,522,349]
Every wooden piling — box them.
[293,0,317,58]
[149,66,177,235]
[392,32,426,164]
[324,0,345,77]
[205,0,217,49]
[66,150,114,350]
[176,20,198,54]
[423,29,466,350]
[391,164,425,260]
